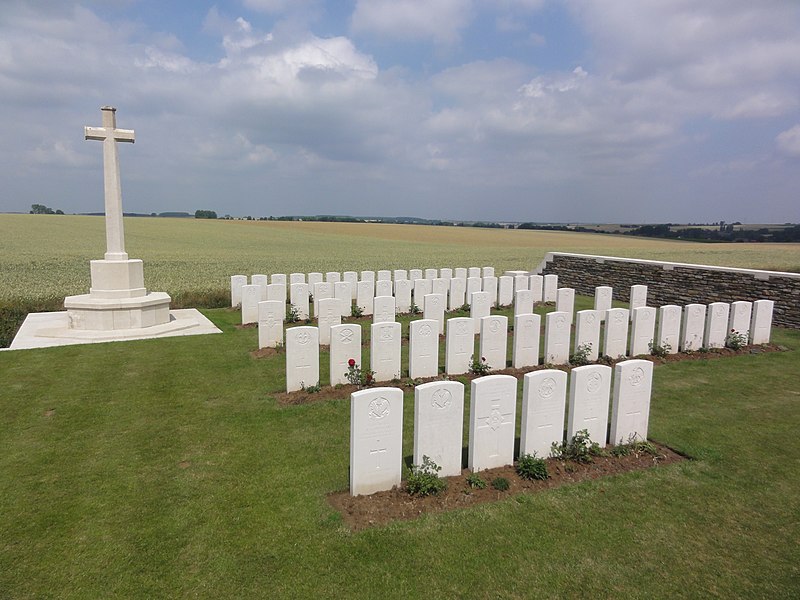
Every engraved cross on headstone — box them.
[85,106,135,261]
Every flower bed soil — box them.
[328,441,686,531]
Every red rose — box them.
[348,358,356,367]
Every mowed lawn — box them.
[2,214,799,305]
[1,301,799,598]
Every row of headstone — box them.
[350,360,653,495]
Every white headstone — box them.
[360,270,375,283]
[290,282,310,320]
[594,286,612,319]
[556,288,575,323]
[393,269,408,281]
[630,284,648,321]
[356,280,374,316]
[423,293,446,335]
[286,326,319,392]
[231,275,247,307]
[373,295,396,324]
[413,381,464,478]
[543,274,558,302]
[252,274,268,301]
[729,301,752,343]
[325,271,341,283]
[432,277,449,298]
[371,322,402,382]
[334,281,353,317]
[425,268,438,280]
[543,310,571,365]
[604,308,630,358]
[440,268,453,280]
[513,275,529,294]
[409,269,422,282]
[482,276,498,305]
[750,299,774,345]
[408,319,439,379]
[394,279,412,313]
[468,375,517,471]
[574,309,600,361]
[266,282,286,302]
[514,289,534,317]
[656,305,681,354]
[482,266,495,278]
[375,279,393,299]
[445,317,474,375]
[629,306,656,356]
[480,315,508,371]
[330,324,362,386]
[258,300,284,349]
[568,364,612,447]
[454,267,467,279]
[289,272,305,285]
[343,271,358,299]
[449,277,466,310]
[377,270,392,281]
[470,291,491,333]
[313,281,333,318]
[466,277,482,305]
[704,302,730,349]
[468,267,481,278]
[350,387,403,496]
[512,313,540,369]
[413,279,432,307]
[530,274,544,302]
[271,273,287,286]
[520,369,567,457]
[681,304,706,351]
[498,276,514,306]
[610,359,653,444]
[317,297,342,345]
[308,272,323,288]
[241,284,260,325]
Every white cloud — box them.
[350,0,474,45]
[776,124,800,157]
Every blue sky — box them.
[1,0,799,222]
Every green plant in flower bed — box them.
[726,329,749,350]
[468,355,491,375]
[465,472,487,489]
[550,429,605,463]
[491,477,510,491]
[648,339,672,357]
[516,453,549,480]
[345,359,374,388]
[610,436,660,458]
[569,343,592,366]
[406,456,447,497]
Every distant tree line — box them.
[30,204,63,215]
[194,210,217,219]
[623,224,800,243]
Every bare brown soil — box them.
[328,442,686,531]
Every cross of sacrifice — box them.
[85,106,135,261]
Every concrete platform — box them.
[7,309,222,351]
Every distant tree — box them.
[194,210,218,219]
[30,203,59,214]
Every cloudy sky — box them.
[1,0,799,222]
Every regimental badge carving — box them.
[539,377,556,398]
[340,328,353,343]
[369,397,391,419]
[380,326,393,341]
[556,315,567,329]
[586,312,596,324]
[489,319,501,333]
[296,331,311,345]
[587,372,602,393]
[614,311,624,324]
[431,388,452,409]
[629,367,645,386]
[692,306,702,318]
[486,407,504,430]
[420,324,433,337]
[456,321,468,335]
[715,306,725,318]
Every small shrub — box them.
[300,382,321,394]
[648,339,671,357]
[491,477,510,491]
[550,429,604,463]
[345,359,374,388]
[466,473,486,489]
[516,453,549,481]
[569,343,592,366]
[611,434,659,458]
[410,302,421,315]
[458,303,470,313]
[469,355,491,376]
[406,456,447,497]
[725,329,748,350]
[286,305,301,323]
[350,304,363,318]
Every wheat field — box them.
[1,214,798,303]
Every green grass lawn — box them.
[1,304,798,598]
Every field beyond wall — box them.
[2,214,799,306]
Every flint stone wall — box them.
[534,252,800,329]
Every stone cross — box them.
[85,106,135,261]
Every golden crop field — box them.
[1,214,799,303]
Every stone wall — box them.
[533,252,800,329]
